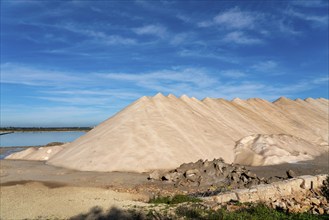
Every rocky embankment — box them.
[204,174,328,215]
[148,158,329,215]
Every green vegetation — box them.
[175,203,328,220]
[71,203,329,220]
[149,194,202,205]
[321,174,329,200]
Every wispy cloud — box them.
[291,0,328,8]
[133,24,167,38]
[176,14,190,23]
[178,49,239,63]
[42,89,142,101]
[221,70,247,79]
[2,63,328,115]
[1,63,85,87]
[285,9,328,27]
[37,96,111,106]
[98,68,328,100]
[62,23,137,45]
[277,19,301,35]
[198,7,260,29]
[99,68,217,88]
[223,31,263,45]
[1,105,111,127]
[312,76,329,84]
[252,60,278,72]
[213,7,257,29]
[169,33,189,45]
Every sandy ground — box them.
[0,159,152,220]
[1,153,328,219]
[0,182,148,220]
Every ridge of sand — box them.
[6,95,328,172]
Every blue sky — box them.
[1,0,328,127]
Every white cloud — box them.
[214,8,257,29]
[252,60,278,72]
[133,24,167,37]
[223,31,263,45]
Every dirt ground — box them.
[247,153,329,178]
[0,151,328,220]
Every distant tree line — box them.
[0,127,92,132]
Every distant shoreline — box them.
[0,127,92,132]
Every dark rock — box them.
[244,171,257,179]
[148,170,161,180]
[185,169,200,177]
[286,170,297,178]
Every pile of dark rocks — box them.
[148,158,286,191]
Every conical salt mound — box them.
[45,95,328,172]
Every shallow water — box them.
[0,131,85,147]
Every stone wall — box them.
[204,174,327,204]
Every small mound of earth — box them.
[148,158,288,195]
[234,134,327,166]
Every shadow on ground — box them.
[70,206,146,220]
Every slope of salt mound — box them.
[234,134,326,166]
[5,144,67,161]
[273,97,328,145]
[305,98,329,114]
[48,94,237,172]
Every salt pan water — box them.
[0,131,85,147]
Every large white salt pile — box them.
[6,94,329,172]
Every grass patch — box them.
[149,194,202,205]
[71,203,329,220]
[175,203,329,220]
